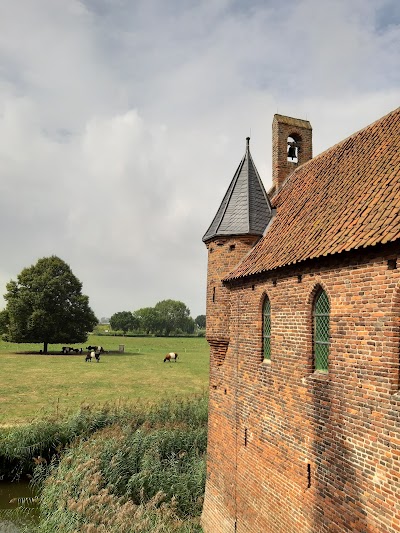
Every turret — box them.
[203,138,272,361]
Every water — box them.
[0,481,38,533]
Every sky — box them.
[0,0,399,321]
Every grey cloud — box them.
[0,0,399,319]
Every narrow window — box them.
[313,289,330,371]
[263,296,271,360]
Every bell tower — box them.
[272,114,312,195]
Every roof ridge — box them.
[246,138,251,234]
[214,154,246,237]
[273,107,400,202]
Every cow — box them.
[86,345,104,353]
[62,347,83,354]
[85,351,100,362]
[164,352,178,362]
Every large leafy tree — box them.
[132,301,195,336]
[110,311,138,334]
[154,299,192,336]
[0,256,98,353]
[133,307,163,335]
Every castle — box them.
[201,108,400,532]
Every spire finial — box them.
[246,136,250,150]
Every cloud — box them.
[0,0,399,319]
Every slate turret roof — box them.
[225,107,400,281]
[202,138,272,242]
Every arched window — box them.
[313,289,330,371]
[263,296,271,360]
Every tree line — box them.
[0,256,206,353]
[110,303,206,336]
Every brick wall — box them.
[202,243,400,533]
[205,235,260,345]
[272,115,312,193]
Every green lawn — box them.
[0,336,209,425]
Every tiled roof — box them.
[202,138,272,242]
[226,107,400,280]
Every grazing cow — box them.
[85,351,100,362]
[164,352,178,362]
[62,346,82,354]
[86,345,104,353]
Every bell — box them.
[287,144,297,160]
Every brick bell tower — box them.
[272,114,312,195]
[201,138,272,532]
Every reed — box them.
[3,396,207,532]
[0,402,145,480]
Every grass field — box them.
[0,336,209,425]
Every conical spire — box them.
[202,138,272,242]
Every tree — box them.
[183,316,196,334]
[195,315,206,329]
[110,311,138,334]
[133,307,163,335]
[1,256,98,353]
[154,299,191,336]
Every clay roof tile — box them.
[226,107,400,281]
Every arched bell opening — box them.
[287,133,302,163]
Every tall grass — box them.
[0,402,145,480]
[2,396,208,532]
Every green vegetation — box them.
[0,265,209,530]
[194,315,206,329]
[109,299,197,336]
[0,335,209,424]
[0,256,97,353]
[109,311,139,334]
[0,397,207,532]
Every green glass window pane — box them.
[315,290,330,315]
[313,290,330,371]
[315,343,329,371]
[315,315,329,342]
[264,336,271,360]
[263,297,271,360]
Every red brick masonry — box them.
[202,108,400,533]
[202,242,400,533]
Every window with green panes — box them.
[313,289,330,371]
[263,296,271,360]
